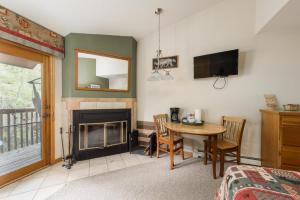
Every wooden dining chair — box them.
[153,114,184,163]
[204,116,246,177]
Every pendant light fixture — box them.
[161,70,174,80]
[148,8,174,81]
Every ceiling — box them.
[262,0,300,32]
[0,0,223,39]
[0,52,39,69]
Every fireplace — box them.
[73,109,131,160]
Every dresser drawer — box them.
[281,164,300,172]
[282,146,300,166]
[282,127,300,147]
[281,116,300,126]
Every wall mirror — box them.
[75,49,130,92]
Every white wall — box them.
[255,0,290,33]
[137,0,300,163]
[54,58,64,159]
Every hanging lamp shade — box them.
[147,70,162,81]
[161,71,174,80]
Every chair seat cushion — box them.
[203,139,237,150]
[160,135,183,143]
[217,140,237,150]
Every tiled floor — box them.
[0,153,154,200]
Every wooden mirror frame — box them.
[75,48,131,92]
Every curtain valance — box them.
[0,6,64,58]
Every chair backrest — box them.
[222,116,246,147]
[153,114,169,138]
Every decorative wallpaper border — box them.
[0,5,64,58]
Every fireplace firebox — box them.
[73,109,131,161]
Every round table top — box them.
[164,122,226,136]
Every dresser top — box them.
[260,109,300,116]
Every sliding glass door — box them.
[0,39,51,186]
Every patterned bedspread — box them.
[215,165,300,200]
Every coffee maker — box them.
[170,107,180,123]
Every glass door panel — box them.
[106,122,122,146]
[0,52,42,176]
[0,40,50,186]
[79,124,105,150]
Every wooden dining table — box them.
[164,122,226,179]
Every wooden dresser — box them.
[260,109,300,171]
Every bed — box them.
[215,165,300,200]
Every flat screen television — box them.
[194,49,239,79]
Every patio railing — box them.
[0,108,41,153]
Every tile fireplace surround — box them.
[61,98,137,133]
[60,98,137,159]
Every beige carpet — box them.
[48,156,223,200]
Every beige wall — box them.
[54,58,65,159]
[137,0,300,164]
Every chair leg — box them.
[204,141,207,165]
[181,140,184,160]
[237,149,241,165]
[156,141,160,158]
[181,149,184,160]
[220,151,225,177]
[208,145,212,161]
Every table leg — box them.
[212,135,218,179]
[169,131,174,170]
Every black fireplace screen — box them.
[79,121,127,150]
[73,109,131,160]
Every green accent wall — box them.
[78,58,109,89]
[62,33,137,98]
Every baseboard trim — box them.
[51,157,62,165]
[196,149,261,166]
[238,155,260,161]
